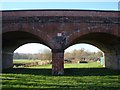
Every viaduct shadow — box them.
[2,68,120,76]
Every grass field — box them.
[2,62,120,90]
[13,59,42,64]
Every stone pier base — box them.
[52,49,64,75]
[2,52,13,70]
[105,52,120,70]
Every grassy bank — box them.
[2,62,120,90]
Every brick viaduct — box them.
[1,10,120,75]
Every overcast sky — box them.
[1,1,119,53]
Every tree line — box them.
[14,48,103,61]
[64,48,103,61]
[13,49,52,60]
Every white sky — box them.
[14,43,101,54]
[1,1,119,53]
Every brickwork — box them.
[52,49,64,75]
[2,10,120,75]
[2,52,13,69]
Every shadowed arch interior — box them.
[2,31,52,69]
[67,32,120,53]
[66,32,120,70]
[3,31,51,53]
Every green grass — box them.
[2,62,120,90]
[64,62,103,68]
[13,59,42,64]
[27,62,102,69]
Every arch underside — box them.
[2,31,51,53]
[2,31,52,69]
[67,32,120,70]
[67,32,120,53]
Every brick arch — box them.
[66,32,120,52]
[66,24,119,49]
[65,32,120,70]
[3,31,51,52]
[2,31,52,69]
